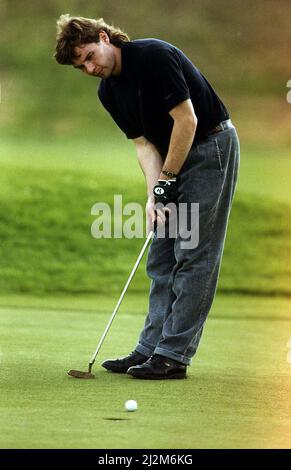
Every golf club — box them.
[68,230,154,379]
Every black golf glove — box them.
[153,179,178,204]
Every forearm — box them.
[162,117,197,176]
[135,138,163,198]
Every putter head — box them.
[67,369,95,379]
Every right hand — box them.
[146,196,170,234]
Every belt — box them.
[207,119,233,136]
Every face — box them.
[73,32,116,78]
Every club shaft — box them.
[89,231,154,366]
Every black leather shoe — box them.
[101,351,148,373]
[127,354,187,380]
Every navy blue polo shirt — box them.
[98,39,229,159]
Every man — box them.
[55,15,240,380]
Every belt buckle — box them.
[212,124,222,133]
[207,120,229,137]
[221,119,231,131]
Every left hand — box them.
[153,179,178,204]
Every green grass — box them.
[1,1,290,449]
[1,138,291,297]
[1,136,291,449]
[0,293,290,449]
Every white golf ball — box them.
[125,399,138,412]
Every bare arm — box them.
[160,99,197,179]
[133,136,167,231]
[133,136,163,199]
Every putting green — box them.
[0,294,290,449]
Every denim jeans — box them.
[135,126,240,365]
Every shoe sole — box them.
[102,361,147,374]
[127,372,187,380]
[102,364,128,373]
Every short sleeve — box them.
[145,47,190,113]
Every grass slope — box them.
[0,139,291,296]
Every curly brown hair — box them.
[54,14,130,65]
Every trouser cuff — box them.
[154,347,192,366]
[135,342,155,358]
